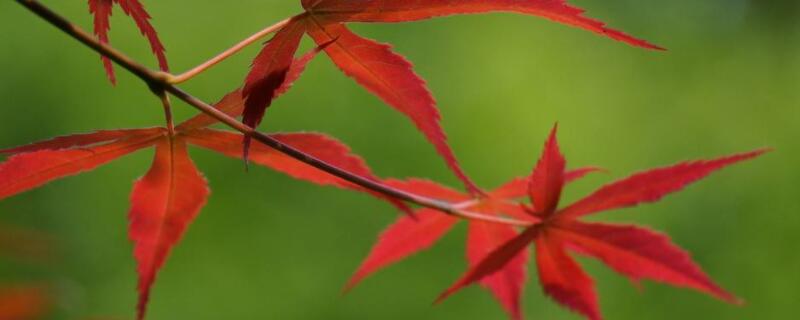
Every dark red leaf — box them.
[179,45,325,132]
[241,17,307,158]
[128,138,209,320]
[273,40,331,98]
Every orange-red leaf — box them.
[345,209,458,291]
[552,220,741,303]
[534,233,600,320]
[0,128,164,155]
[306,21,480,194]
[528,125,566,214]
[559,149,769,219]
[467,221,529,320]
[305,0,662,50]
[182,129,409,213]
[184,129,373,189]
[176,90,245,132]
[128,138,209,320]
[437,226,538,304]
[0,133,162,201]
[351,177,531,317]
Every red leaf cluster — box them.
[348,126,764,319]
[4,1,768,319]
[240,0,663,194]
[0,90,396,320]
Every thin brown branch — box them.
[14,0,532,227]
[156,90,175,136]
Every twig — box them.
[166,17,293,84]
[15,0,532,227]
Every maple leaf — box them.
[240,0,661,195]
[346,171,600,319]
[88,0,168,84]
[0,90,401,320]
[435,125,767,319]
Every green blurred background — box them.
[0,0,798,319]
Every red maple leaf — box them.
[88,0,168,84]
[346,165,600,319]
[0,84,398,319]
[346,125,765,319]
[431,125,766,319]
[240,0,663,195]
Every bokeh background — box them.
[0,0,798,319]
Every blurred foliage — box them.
[0,0,797,319]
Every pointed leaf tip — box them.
[344,209,457,292]
[307,0,662,50]
[436,226,539,304]
[560,148,769,219]
[0,133,159,201]
[553,221,744,305]
[306,22,481,194]
[89,0,169,83]
[129,138,209,320]
[467,222,529,319]
[535,234,601,320]
[528,124,566,215]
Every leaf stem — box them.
[15,0,532,228]
[156,90,175,136]
[166,17,293,84]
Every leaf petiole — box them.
[166,17,294,84]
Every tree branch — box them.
[15,0,532,227]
